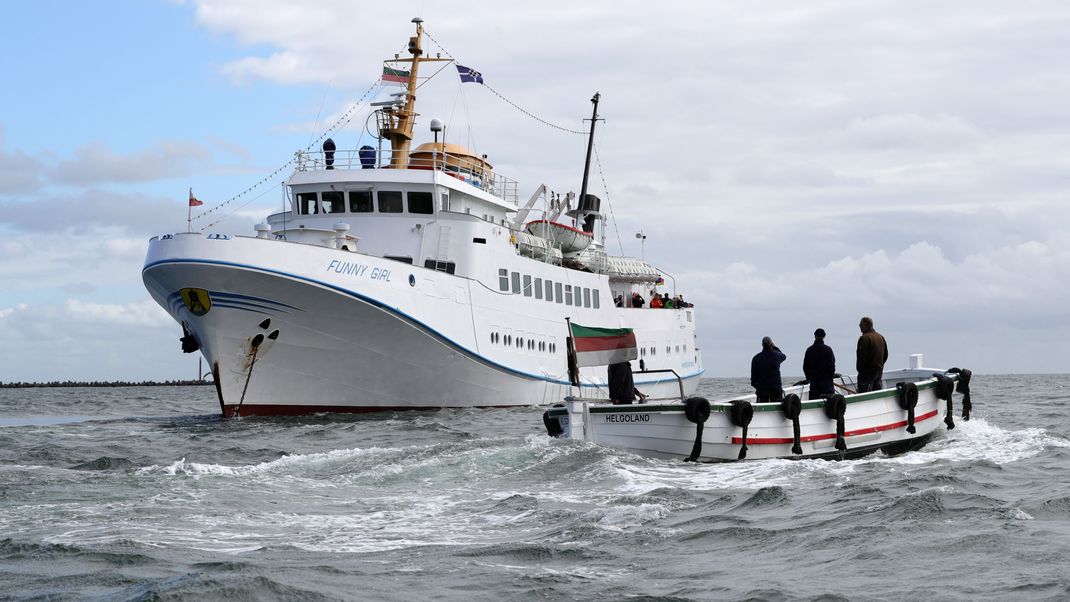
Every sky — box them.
[2,0,1069,381]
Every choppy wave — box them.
[2,377,1070,600]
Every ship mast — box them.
[578,92,600,215]
[379,18,451,169]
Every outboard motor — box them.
[322,138,336,170]
[359,145,376,169]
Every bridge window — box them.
[423,259,456,274]
[349,190,372,213]
[322,191,344,213]
[296,192,318,215]
[378,191,403,213]
[408,191,433,214]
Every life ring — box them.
[896,381,919,434]
[781,394,801,420]
[543,411,563,437]
[948,367,972,420]
[933,373,955,430]
[781,394,803,455]
[683,397,711,462]
[730,400,754,460]
[684,396,711,424]
[823,394,847,452]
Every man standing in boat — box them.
[608,361,647,404]
[751,336,786,402]
[803,328,836,400]
[856,316,889,392]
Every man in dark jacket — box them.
[856,316,889,392]
[751,336,786,402]
[803,328,836,400]
[608,361,646,404]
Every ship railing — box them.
[294,148,520,203]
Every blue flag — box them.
[456,64,484,84]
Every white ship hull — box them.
[144,233,702,416]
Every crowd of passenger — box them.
[614,291,693,309]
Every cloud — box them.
[0,189,187,233]
[51,140,213,185]
[0,298,188,382]
[0,124,46,195]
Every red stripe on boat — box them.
[573,333,637,353]
[730,409,940,445]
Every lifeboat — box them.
[525,219,592,254]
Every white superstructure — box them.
[142,19,703,416]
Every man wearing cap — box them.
[750,336,786,403]
[856,316,889,392]
[803,328,837,400]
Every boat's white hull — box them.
[143,233,701,416]
[547,369,965,461]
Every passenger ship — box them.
[142,18,703,416]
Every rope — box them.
[198,182,282,232]
[424,27,587,135]
[192,78,382,227]
[593,143,626,257]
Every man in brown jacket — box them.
[856,316,888,392]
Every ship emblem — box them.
[179,288,212,316]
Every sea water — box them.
[1,375,1068,600]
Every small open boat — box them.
[543,354,974,462]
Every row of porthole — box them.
[490,332,557,355]
[639,344,689,357]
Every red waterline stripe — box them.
[730,409,939,445]
[225,403,521,417]
[573,333,637,353]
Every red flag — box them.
[189,189,204,207]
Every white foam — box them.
[585,502,669,531]
[603,417,1070,494]
[874,418,1070,466]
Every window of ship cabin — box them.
[545,280,554,302]
[593,289,600,309]
[440,193,449,211]
[499,269,509,292]
[511,271,520,294]
[322,191,344,214]
[583,288,591,308]
[534,278,543,300]
[564,285,573,305]
[408,191,433,214]
[296,192,319,215]
[523,275,532,297]
[555,282,563,303]
[349,190,372,213]
[378,190,403,213]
